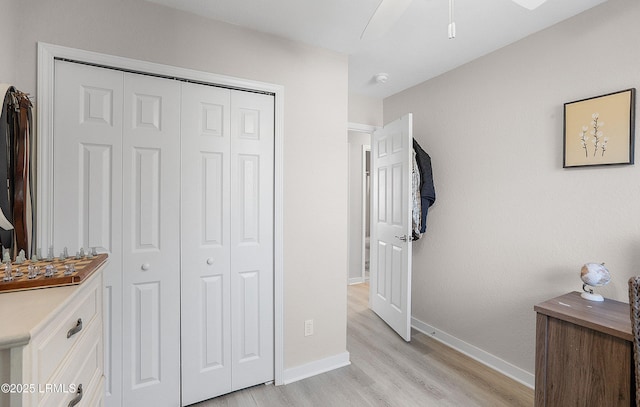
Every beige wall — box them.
[384,0,640,375]
[0,0,16,83]
[349,93,383,127]
[6,0,348,370]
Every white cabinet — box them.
[0,268,104,407]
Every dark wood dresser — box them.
[534,291,635,407]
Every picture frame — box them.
[563,88,635,168]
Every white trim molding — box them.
[283,352,351,385]
[36,42,286,385]
[348,122,380,134]
[411,317,535,389]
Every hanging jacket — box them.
[12,90,33,255]
[413,139,435,233]
[411,150,422,240]
[0,84,15,249]
[0,84,34,257]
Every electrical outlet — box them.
[304,319,314,336]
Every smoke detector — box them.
[375,73,389,84]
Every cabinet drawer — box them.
[36,322,103,407]
[83,376,105,407]
[32,276,101,385]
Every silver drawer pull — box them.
[68,384,83,407]
[67,318,83,338]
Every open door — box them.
[369,114,413,341]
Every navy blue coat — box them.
[413,139,435,233]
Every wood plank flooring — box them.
[192,283,534,407]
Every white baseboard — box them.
[411,317,534,389]
[282,351,351,385]
[349,277,364,285]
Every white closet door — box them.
[180,85,274,405]
[53,61,274,407]
[121,73,181,406]
[180,83,233,404]
[52,60,124,406]
[230,90,274,389]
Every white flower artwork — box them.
[563,88,635,168]
[579,112,607,157]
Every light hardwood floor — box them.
[193,283,534,406]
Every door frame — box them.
[36,42,286,385]
[361,144,371,283]
[347,123,377,285]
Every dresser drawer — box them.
[1,265,105,407]
[35,321,103,407]
[83,376,105,407]
[31,275,101,385]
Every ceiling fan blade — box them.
[361,0,413,40]
[512,0,547,10]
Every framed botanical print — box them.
[563,88,635,168]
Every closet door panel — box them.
[53,60,124,406]
[202,152,225,244]
[53,61,276,407]
[81,144,113,249]
[132,147,161,249]
[230,91,274,390]
[121,73,181,407]
[180,83,232,405]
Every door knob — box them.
[206,258,214,265]
[141,263,151,271]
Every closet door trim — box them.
[36,41,285,386]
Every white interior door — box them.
[53,60,124,404]
[54,62,182,406]
[121,73,181,406]
[180,83,233,404]
[369,114,413,341]
[53,60,273,407]
[180,85,274,405]
[229,90,274,391]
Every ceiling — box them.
[146,0,607,99]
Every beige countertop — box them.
[0,271,100,350]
